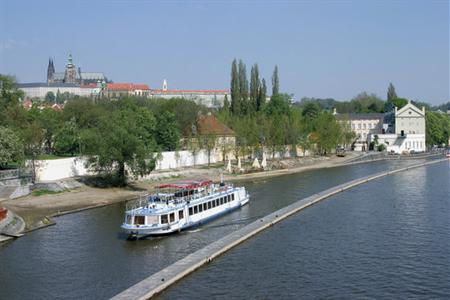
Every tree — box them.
[249,64,260,114]
[238,60,249,114]
[83,100,158,185]
[22,121,44,183]
[264,93,291,116]
[426,111,450,147]
[54,118,80,156]
[271,65,279,97]
[0,126,24,169]
[314,112,341,155]
[230,59,240,115]
[257,78,267,111]
[198,133,218,166]
[222,94,230,112]
[45,91,56,103]
[387,82,397,101]
[155,111,180,151]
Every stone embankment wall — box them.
[111,158,447,300]
[32,148,307,182]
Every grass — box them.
[31,189,63,197]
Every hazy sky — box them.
[0,0,448,105]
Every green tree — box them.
[155,111,180,151]
[54,118,80,156]
[230,59,240,115]
[387,82,397,101]
[198,133,218,166]
[83,100,158,186]
[426,111,450,147]
[314,112,341,155]
[249,64,260,113]
[238,60,249,115]
[22,121,44,183]
[257,78,267,111]
[45,91,56,103]
[271,65,279,97]
[264,93,291,116]
[0,126,24,169]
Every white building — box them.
[18,82,95,99]
[377,102,426,153]
[336,113,384,151]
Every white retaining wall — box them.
[32,147,309,182]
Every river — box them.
[0,159,448,299]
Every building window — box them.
[358,124,361,129]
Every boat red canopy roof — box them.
[156,179,213,190]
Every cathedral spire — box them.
[47,57,55,83]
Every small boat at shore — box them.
[121,179,249,238]
[446,149,450,158]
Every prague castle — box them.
[47,54,107,85]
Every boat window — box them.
[208,202,212,209]
[179,210,184,219]
[221,197,224,205]
[126,215,132,224]
[227,195,231,202]
[134,215,145,225]
[161,214,168,224]
[199,205,203,213]
[203,203,207,211]
[232,194,235,201]
[212,201,216,208]
[194,206,198,214]
[169,213,175,223]
[189,207,193,215]
[216,199,219,206]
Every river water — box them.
[0,159,448,299]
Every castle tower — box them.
[64,53,77,84]
[47,58,55,83]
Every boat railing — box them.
[125,194,148,212]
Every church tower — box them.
[64,54,77,84]
[47,58,55,83]
[163,79,168,91]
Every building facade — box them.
[337,102,426,153]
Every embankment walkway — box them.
[112,158,448,300]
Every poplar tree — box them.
[238,60,249,115]
[250,64,260,114]
[387,82,397,101]
[272,65,279,97]
[257,78,267,111]
[230,59,240,115]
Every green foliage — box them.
[238,59,249,114]
[230,59,240,115]
[313,112,342,155]
[426,111,450,146]
[377,144,386,152]
[54,118,80,156]
[249,64,260,114]
[45,91,56,103]
[155,111,180,151]
[264,93,291,116]
[0,126,24,169]
[271,65,279,97]
[258,78,267,111]
[83,99,158,185]
[387,82,397,101]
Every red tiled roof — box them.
[197,114,235,136]
[106,83,150,91]
[151,89,229,94]
[80,83,97,88]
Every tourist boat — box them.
[121,179,249,238]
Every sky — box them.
[0,0,449,105]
